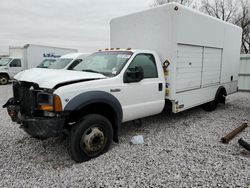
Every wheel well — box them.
[68,102,118,142]
[0,73,9,79]
[217,87,227,104]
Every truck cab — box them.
[0,57,23,85]
[4,49,165,162]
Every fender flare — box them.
[64,91,123,142]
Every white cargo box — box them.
[9,44,78,69]
[110,3,242,111]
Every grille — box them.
[13,81,38,116]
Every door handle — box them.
[158,83,163,91]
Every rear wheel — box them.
[202,99,219,111]
[202,88,226,112]
[68,114,113,162]
[0,75,8,85]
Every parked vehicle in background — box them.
[0,57,22,85]
[36,59,58,68]
[0,44,77,85]
[47,53,90,70]
[4,3,242,162]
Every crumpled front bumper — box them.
[22,117,65,138]
[3,99,65,138]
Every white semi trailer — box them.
[4,3,242,162]
[0,44,77,84]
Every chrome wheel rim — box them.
[80,126,106,156]
[0,77,7,85]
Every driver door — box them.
[8,59,23,78]
[120,53,165,122]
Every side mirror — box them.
[124,66,144,83]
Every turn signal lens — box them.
[39,105,53,111]
[38,94,62,112]
[54,95,62,112]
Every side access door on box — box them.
[174,44,223,112]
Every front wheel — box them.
[0,75,9,85]
[68,114,113,162]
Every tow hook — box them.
[3,98,21,123]
[2,97,19,108]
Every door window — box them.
[68,59,83,70]
[10,59,21,67]
[127,54,158,78]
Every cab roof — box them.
[60,53,90,59]
[97,49,156,54]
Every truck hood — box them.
[0,66,7,71]
[14,68,106,89]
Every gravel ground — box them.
[0,84,249,187]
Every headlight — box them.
[37,92,62,112]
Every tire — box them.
[202,88,227,112]
[68,114,113,162]
[202,99,219,111]
[218,89,227,104]
[0,75,9,85]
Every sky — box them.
[0,0,151,55]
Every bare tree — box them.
[234,0,250,53]
[201,0,250,53]
[152,0,195,7]
[200,0,239,22]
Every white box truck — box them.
[3,3,242,162]
[0,44,77,84]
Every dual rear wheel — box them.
[202,88,226,111]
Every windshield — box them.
[37,59,57,68]
[48,58,73,69]
[73,51,133,77]
[0,58,12,66]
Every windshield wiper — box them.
[82,69,101,74]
